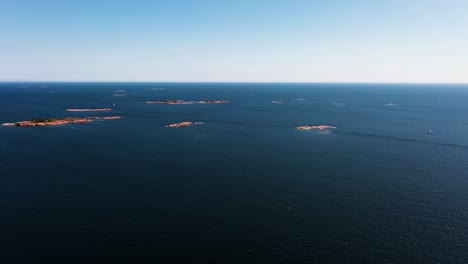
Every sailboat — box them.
[427,129,432,135]
[113,102,116,107]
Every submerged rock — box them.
[196,100,229,104]
[66,108,112,112]
[296,125,336,130]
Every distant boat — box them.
[113,102,116,107]
[428,129,432,135]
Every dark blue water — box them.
[1,83,468,263]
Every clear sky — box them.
[1,0,468,83]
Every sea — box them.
[1,82,467,263]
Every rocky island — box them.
[296,125,336,130]
[146,99,229,105]
[2,116,121,127]
[145,100,194,105]
[165,121,204,128]
[66,108,112,112]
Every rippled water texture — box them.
[1,83,467,263]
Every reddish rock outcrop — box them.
[2,116,121,127]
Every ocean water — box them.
[1,82,468,263]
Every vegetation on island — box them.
[31,117,81,123]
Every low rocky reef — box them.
[333,102,346,106]
[196,100,229,104]
[2,116,121,127]
[165,121,205,128]
[296,125,336,130]
[145,99,229,105]
[66,108,112,112]
[146,100,194,105]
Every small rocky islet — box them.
[146,100,194,105]
[145,99,229,105]
[165,121,205,128]
[66,108,112,112]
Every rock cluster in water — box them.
[2,116,121,127]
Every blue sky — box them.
[1,0,467,82]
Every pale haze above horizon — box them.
[1,0,468,83]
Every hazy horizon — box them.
[2,81,468,85]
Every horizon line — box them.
[1,81,468,85]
